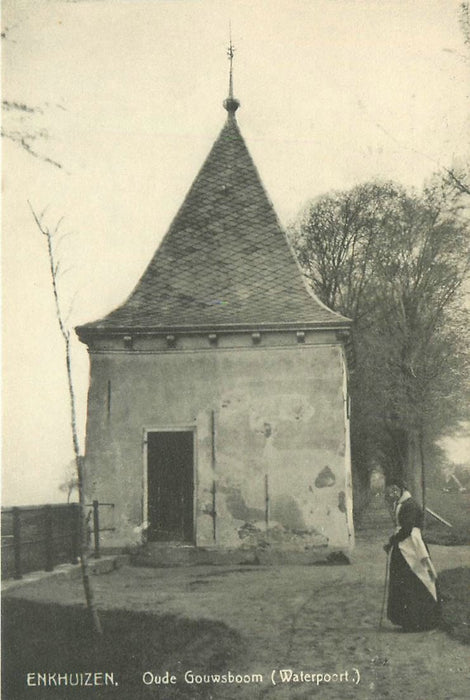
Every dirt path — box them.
[4,536,470,699]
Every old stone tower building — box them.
[77,77,354,560]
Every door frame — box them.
[142,425,197,544]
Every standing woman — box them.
[384,484,441,631]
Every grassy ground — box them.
[356,487,470,545]
[3,537,470,700]
[424,487,470,546]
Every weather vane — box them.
[227,23,235,99]
[223,22,239,114]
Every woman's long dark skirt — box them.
[387,546,440,631]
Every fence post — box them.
[44,505,54,572]
[93,500,100,559]
[70,503,80,565]
[12,507,22,580]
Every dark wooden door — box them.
[147,431,194,543]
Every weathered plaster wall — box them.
[84,340,353,551]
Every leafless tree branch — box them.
[28,201,102,636]
[445,167,470,197]
[2,127,63,170]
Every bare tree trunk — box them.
[29,203,102,636]
[76,456,102,635]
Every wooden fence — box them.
[1,501,114,580]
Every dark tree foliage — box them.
[289,181,470,509]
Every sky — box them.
[2,0,469,505]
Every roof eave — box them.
[76,318,352,343]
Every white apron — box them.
[395,494,438,601]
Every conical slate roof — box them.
[78,110,349,334]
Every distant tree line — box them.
[289,176,470,512]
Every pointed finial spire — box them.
[227,24,235,99]
[223,23,240,115]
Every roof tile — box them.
[79,113,349,333]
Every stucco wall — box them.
[84,339,353,551]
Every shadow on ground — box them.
[2,598,244,699]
